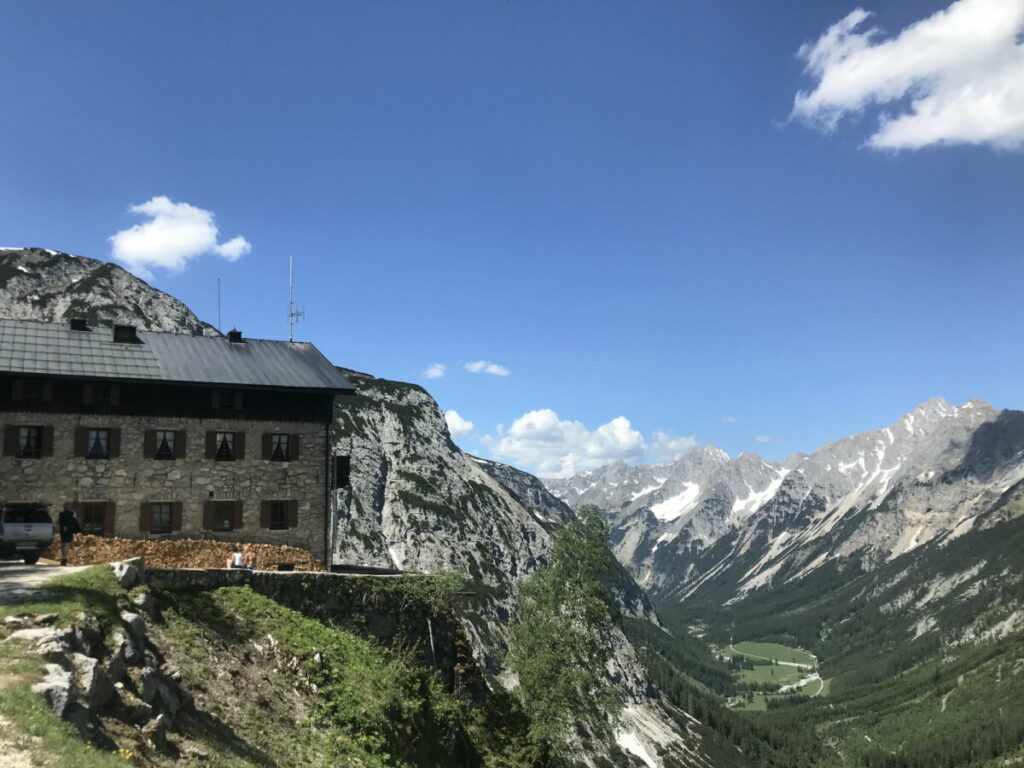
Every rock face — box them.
[547,398,1024,605]
[0,247,214,333]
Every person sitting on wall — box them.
[58,503,81,567]
[227,547,245,569]
[243,547,255,571]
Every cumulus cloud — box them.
[755,435,774,444]
[792,0,1024,150]
[721,416,737,424]
[484,410,698,477]
[423,363,446,379]
[465,360,510,376]
[650,431,699,462]
[445,410,474,437]
[110,196,252,279]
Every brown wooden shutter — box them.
[260,501,271,529]
[42,381,53,402]
[232,501,244,530]
[109,385,120,406]
[143,430,156,459]
[289,434,300,461]
[287,500,299,529]
[234,431,245,459]
[74,427,88,456]
[82,383,94,404]
[205,431,217,459]
[203,500,214,530]
[41,426,54,457]
[174,430,187,459]
[171,502,183,531]
[11,380,23,401]
[139,502,152,533]
[108,428,121,458]
[103,502,116,537]
[2,425,18,456]
[262,433,272,460]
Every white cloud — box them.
[721,415,737,424]
[465,360,511,376]
[486,410,646,477]
[792,0,1024,150]
[650,431,699,462]
[484,410,698,477]
[755,435,774,444]
[110,196,252,279]
[445,410,475,437]
[423,363,446,379]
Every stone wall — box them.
[0,409,330,560]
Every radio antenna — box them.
[287,255,304,342]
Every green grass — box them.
[0,566,123,626]
[738,664,804,687]
[730,641,815,666]
[799,677,829,696]
[0,683,131,767]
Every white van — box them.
[0,503,55,565]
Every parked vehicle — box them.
[0,503,55,564]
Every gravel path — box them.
[0,562,88,605]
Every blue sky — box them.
[2,0,1022,476]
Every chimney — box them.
[69,318,90,332]
[112,324,139,344]
[227,329,244,343]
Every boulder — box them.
[110,558,145,589]
[120,611,147,648]
[131,591,160,620]
[72,652,115,714]
[32,663,76,718]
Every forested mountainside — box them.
[550,401,1024,766]
[0,247,215,333]
[0,248,739,767]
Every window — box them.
[215,432,234,460]
[92,384,113,405]
[21,379,46,402]
[154,430,175,460]
[211,501,235,531]
[81,502,107,535]
[334,455,351,488]
[269,501,289,530]
[18,426,42,459]
[87,429,110,459]
[213,390,241,411]
[150,502,172,534]
[270,434,289,461]
[261,500,296,530]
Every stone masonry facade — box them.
[1,410,330,557]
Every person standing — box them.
[57,503,81,566]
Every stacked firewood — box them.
[42,535,323,571]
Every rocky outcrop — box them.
[0,247,214,333]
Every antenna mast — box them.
[287,255,304,342]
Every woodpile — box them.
[42,535,323,572]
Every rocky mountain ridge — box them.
[0,247,215,333]
[546,397,1024,606]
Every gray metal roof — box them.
[0,319,354,391]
